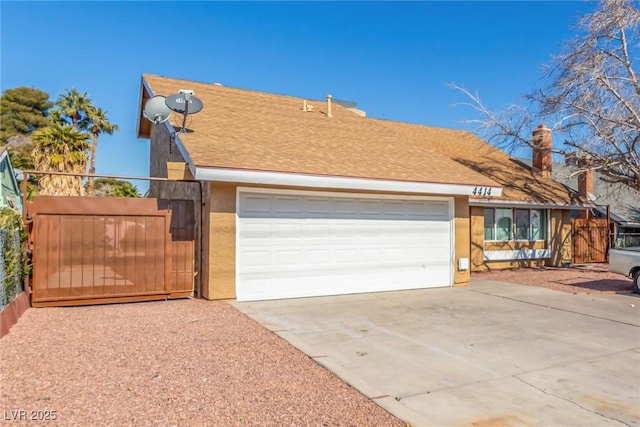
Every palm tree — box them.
[47,109,66,126]
[83,106,118,196]
[55,88,93,130]
[31,124,90,196]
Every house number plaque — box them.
[471,187,492,196]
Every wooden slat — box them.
[29,197,179,306]
[572,219,609,264]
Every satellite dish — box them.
[165,93,204,114]
[143,96,172,124]
[165,90,204,133]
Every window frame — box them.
[483,207,547,242]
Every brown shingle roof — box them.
[141,74,498,189]
[140,74,581,205]
[373,120,582,204]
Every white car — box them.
[609,247,640,293]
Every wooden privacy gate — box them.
[26,196,195,307]
[572,218,609,264]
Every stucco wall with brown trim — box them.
[204,184,471,299]
[470,206,571,271]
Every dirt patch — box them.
[0,299,404,426]
[473,265,633,294]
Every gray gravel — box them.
[0,299,404,426]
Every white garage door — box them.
[236,189,453,301]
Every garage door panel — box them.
[243,250,272,268]
[237,191,453,301]
[241,195,273,215]
[334,199,357,215]
[335,248,358,263]
[274,250,302,266]
[273,222,303,239]
[238,264,448,302]
[307,197,331,214]
[273,196,303,214]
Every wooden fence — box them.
[572,218,609,264]
[27,196,194,307]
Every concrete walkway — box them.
[231,280,640,427]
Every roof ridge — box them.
[143,73,332,106]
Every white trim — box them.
[199,167,502,196]
[470,198,589,209]
[483,249,551,261]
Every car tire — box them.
[633,270,640,294]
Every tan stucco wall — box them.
[453,196,471,286]
[470,206,486,271]
[204,183,236,300]
[469,206,569,272]
[204,184,471,299]
[546,209,572,267]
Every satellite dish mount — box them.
[143,96,172,125]
[165,89,204,133]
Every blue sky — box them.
[1,1,595,193]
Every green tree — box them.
[0,87,52,169]
[112,182,140,198]
[82,107,119,196]
[31,123,90,196]
[0,87,52,144]
[54,88,93,130]
[4,135,35,170]
[93,178,140,198]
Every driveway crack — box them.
[513,376,631,427]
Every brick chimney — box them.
[531,124,552,178]
[577,154,594,201]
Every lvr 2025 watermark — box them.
[3,409,57,421]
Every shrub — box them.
[0,207,29,308]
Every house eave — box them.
[470,198,591,210]
[194,167,504,196]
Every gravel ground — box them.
[0,299,404,426]
[473,264,633,294]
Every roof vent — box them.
[302,99,314,112]
[326,94,332,118]
[213,83,222,86]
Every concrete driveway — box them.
[232,280,640,427]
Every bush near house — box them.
[0,208,29,309]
